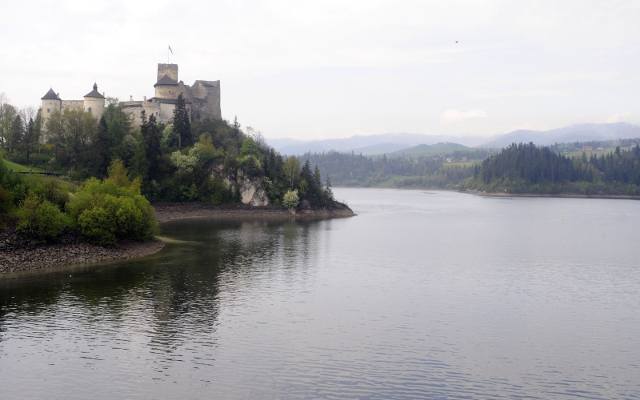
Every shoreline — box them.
[0,203,355,278]
[462,189,640,200]
[154,202,355,223]
[0,240,165,277]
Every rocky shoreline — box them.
[0,203,354,278]
[0,237,165,277]
[154,202,355,223]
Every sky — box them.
[1,0,639,140]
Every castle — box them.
[40,63,221,131]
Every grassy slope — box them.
[2,159,43,173]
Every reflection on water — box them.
[1,189,640,399]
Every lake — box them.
[1,188,639,399]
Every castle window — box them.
[47,108,50,113]
[88,107,92,113]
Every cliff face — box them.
[238,177,270,207]
[214,167,270,207]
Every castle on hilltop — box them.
[40,63,221,131]
[121,63,221,124]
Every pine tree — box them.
[93,116,111,177]
[22,117,40,163]
[8,115,24,155]
[173,94,192,148]
[143,114,163,182]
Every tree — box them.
[142,113,163,182]
[48,109,97,172]
[0,98,17,149]
[22,117,40,163]
[103,103,133,162]
[282,189,299,211]
[92,116,111,177]
[283,157,300,189]
[173,94,192,148]
[8,114,24,155]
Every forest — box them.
[299,148,490,188]
[0,94,337,245]
[469,142,640,195]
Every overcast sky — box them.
[1,0,639,139]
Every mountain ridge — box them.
[267,122,640,155]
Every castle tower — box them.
[157,63,178,82]
[40,88,62,129]
[83,83,105,121]
[154,63,179,99]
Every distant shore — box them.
[464,189,640,200]
[0,203,354,278]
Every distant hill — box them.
[269,122,640,155]
[482,123,640,148]
[389,142,469,158]
[268,133,487,155]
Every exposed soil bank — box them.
[0,203,354,278]
[464,190,640,200]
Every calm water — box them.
[1,188,639,399]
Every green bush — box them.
[0,186,11,216]
[26,178,71,209]
[68,161,157,246]
[77,206,115,245]
[16,195,69,241]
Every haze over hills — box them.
[388,143,470,158]
[268,122,640,155]
[268,133,487,155]
[481,122,640,148]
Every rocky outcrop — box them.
[239,178,270,206]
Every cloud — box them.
[440,109,487,125]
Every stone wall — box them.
[157,63,178,81]
[121,101,162,126]
[155,85,179,99]
[61,100,84,111]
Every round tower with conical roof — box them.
[83,83,105,121]
[41,88,62,129]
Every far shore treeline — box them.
[469,142,640,195]
[0,95,337,245]
[302,140,640,195]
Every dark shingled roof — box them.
[41,88,61,100]
[154,74,178,86]
[84,83,105,99]
[150,97,191,105]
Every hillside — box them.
[269,133,486,155]
[468,142,640,195]
[482,122,640,148]
[388,142,470,158]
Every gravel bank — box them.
[154,203,355,223]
